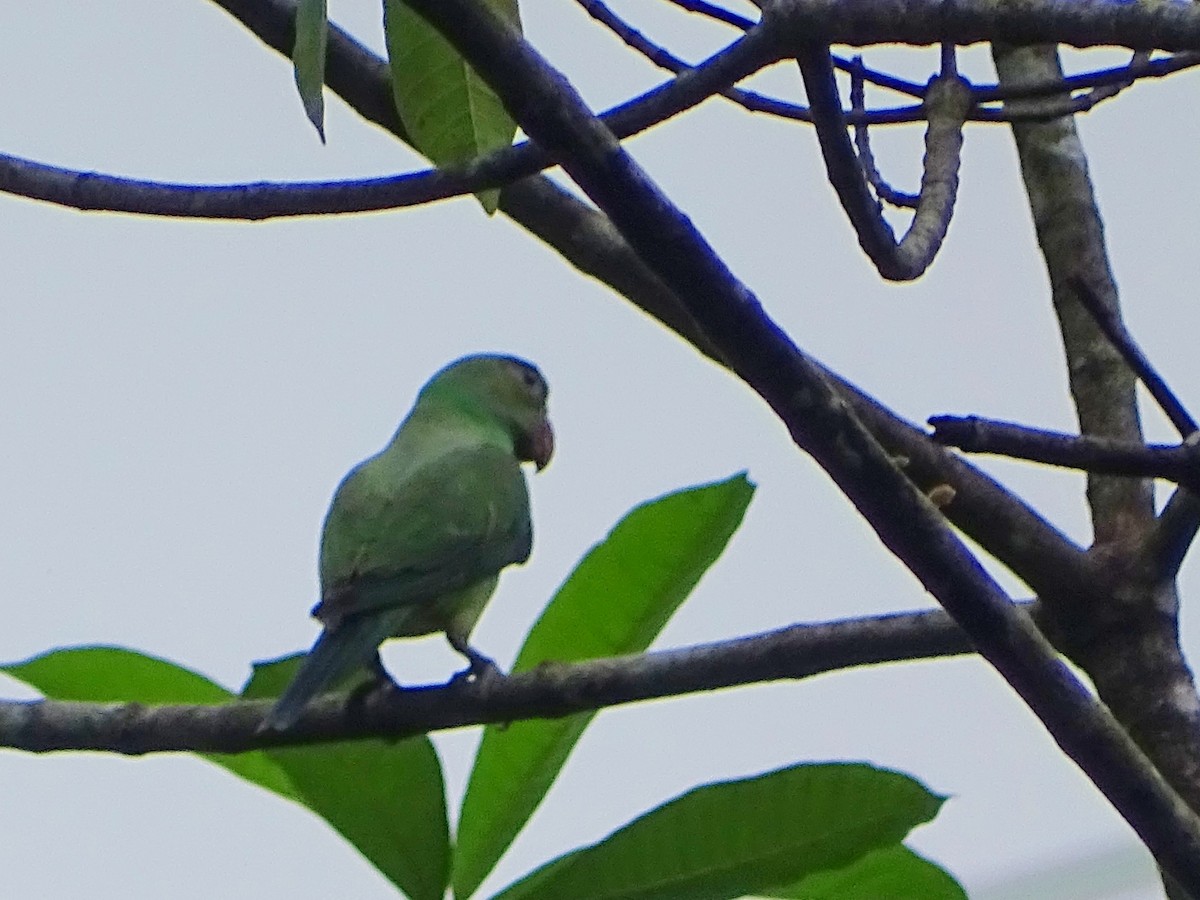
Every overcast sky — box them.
[3,2,1196,897]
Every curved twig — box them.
[0,25,781,220]
[661,0,757,31]
[798,47,969,280]
[576,0,814,122]
[850,56,918,209]
[1070,277,1197,438]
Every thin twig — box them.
[799,47,968,280]
[1070,277,1198,437]
[0,26,782,219]
[850,57,918,208]
[929,416,1200,491]
[576,0,813,121]
[975,51,1199,105]
[660,0,756,30]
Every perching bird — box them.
[261,354,553,731]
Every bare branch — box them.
[1144,492,1200,581]
[661,0,757,31]
[976,51,1200,105]
[1070,277,1198,438]
[0,27,778,220]
[849,57,918,209]
[10,6,1197,222]
[798,47,968,280]
[1,606,997,754]
[995,46,1154,545]
[767,0,1200,51]
[576,0,814,122]
[929,415,1200,490]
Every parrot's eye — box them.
[519,367,542,394]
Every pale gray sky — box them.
[2,2,1193,897]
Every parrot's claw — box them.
[450,653,504,692]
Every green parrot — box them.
[261,354,553,731]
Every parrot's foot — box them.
[449,652,504,692]
[345,653,401,718]
[446,633,505,689]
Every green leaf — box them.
[492,763,946,900]
[292,0,328,141]
[454,473,756,899]
[382,0,520,213]
[761,845,966,900]
[0,646,298,801]
[244,657,451,900]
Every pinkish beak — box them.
[521,418,554,471]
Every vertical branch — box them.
[992,45,1152,547]
[994,44,1200,896]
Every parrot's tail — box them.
[260,615,394,731]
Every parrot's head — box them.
[427,354,554,471]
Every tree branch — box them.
[1070,276,1198,438]
[850,58,918,209]
[994,43,1200,896]
[797,47,968,279]
[0,26,777,220]
[929,415,1200,490]
[4,606,995,753]
[768,0,1200,51]
[9,4,1200,223]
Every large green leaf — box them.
[244,657,451,900]
[761,844,965,900]
[383,0,520,213]
[291,0,328,141]
[0,646,297,801]
[454,474,756,899]
[492,763,947,900]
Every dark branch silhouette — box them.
[1070,277,1197,438]
[0,29,777,220]
[798,47,968,279]
[929,415,1200,490]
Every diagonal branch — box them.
[1070,277,1197,438]
[1069,274,1200,583]
[399,0,1200,890]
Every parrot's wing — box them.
[314,443,532,626]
